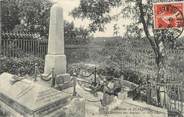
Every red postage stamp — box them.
[153,2,184,29]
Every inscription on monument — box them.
[16,85,34,99]
[36,89,63,103]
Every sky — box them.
[50,0,133,37]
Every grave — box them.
[0,73,72,117]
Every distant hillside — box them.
[90,36,128,49]
[90,36,151,50]
[91,36,184,50]
[88,36,184,81]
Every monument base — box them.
[44,54,66,75]
[40,73,72,89]
[55,74,73,90]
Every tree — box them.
[72,0,122,32]
[71,0,184,105]
[113,24,120,36]
[2,0,52,38]
[64,21,92,45]
[72,0,183,82]
[1,0,93,43]
[64,21,93,64]
[1,0,93,65]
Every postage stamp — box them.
[153,2,184,29]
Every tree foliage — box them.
[1,0,94,67]
[2,0,93,44]
[64,21,92,45]
[72,0,184,82]
[71,0,122,32]
[2,0,52,38]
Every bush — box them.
[68,62,122,78]
[0,55,44,76]
[121,69,142,85]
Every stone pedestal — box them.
[44,55,66,75]
[55,74,73,90]
[44,3,66,75]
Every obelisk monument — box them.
[44,3,66,75]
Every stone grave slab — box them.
[0,73,71,117]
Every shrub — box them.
[0,55,44,76]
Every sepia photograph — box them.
[0,0,184,117]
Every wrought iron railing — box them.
[0,32,90,59]
[1,32,47,58]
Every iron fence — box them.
[0,32,90,61]
[1,37,48,58]
[1,32,184,64]
[1,32,48,58]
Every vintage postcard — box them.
[0,0,184,117]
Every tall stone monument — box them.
[44,3,66,75]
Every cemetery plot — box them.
[0,73,71,116]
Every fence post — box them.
[181,88,183,114]
[72,73,77,97]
